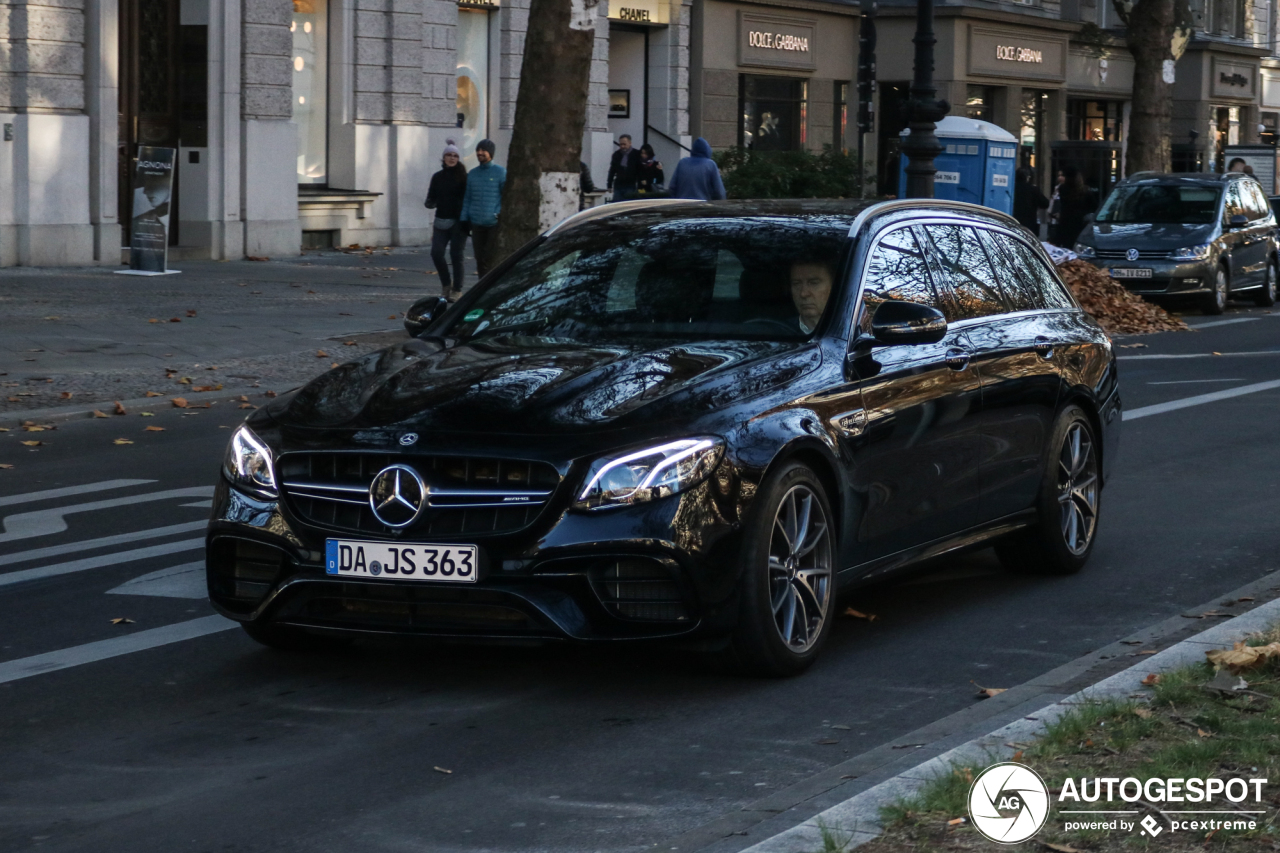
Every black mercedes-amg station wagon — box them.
[208,199,1121,675]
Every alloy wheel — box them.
[1267,264,1277,302]
[1057,422,1099,556]
[767,485,832,653]
[1214,268,1228,310]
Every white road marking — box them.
[0,615,236,685]
[180,500,213,508]
[1147,378,1244,385]
[0,538,204,588]
[107,562,206,599]
[0,486,213,543]
[1124,379,1280,421]
[1121,350,1280,360]
[0,479,155,509]
[1185,317,1260,329]
[0,520,208,567]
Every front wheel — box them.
[1202,265,1229,315]
[720,462,836,677]
[1255,259,1277,307]
[996,405,1101,576]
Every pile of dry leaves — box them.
[1056,259,1191,336]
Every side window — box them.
[1002,238,1076,309]
[859,226,938,321]
[923,224,1009,321]
[1246,181,1269,220]
[1224,183,1245,222]
[978,229,1043,311]
[604,248,648,312]
[712,249,744,300]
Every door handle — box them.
[945,348,971,370]
[1034,336,1054,359]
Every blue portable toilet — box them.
[898,116,1018,215]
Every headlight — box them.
[1073,243,1096,258]
[574,438,725,511]
[223,425,278,498]
[1169,243,1211,261]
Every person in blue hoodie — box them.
[667,138,726,201]
[460,138,506,276]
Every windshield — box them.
[438,216,852,344]
[1096,185,1221,224]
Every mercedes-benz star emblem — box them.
[1126,248,1140,261]
[368,464,427,528]
[399,433,418,446]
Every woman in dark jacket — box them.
[425,138,468,299]
[637,143,664,194]
[1054,165,1098,248]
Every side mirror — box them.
[404,296,449,337]
[1229,214,1250,229]
[868,300,947,346]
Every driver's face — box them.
[790,263,833,329]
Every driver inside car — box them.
[790,259,834,333]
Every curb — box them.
[735,596,1280,853]
[0,385,286,429]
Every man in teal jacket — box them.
[460,139,506,277]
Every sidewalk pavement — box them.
[0,244,479,421]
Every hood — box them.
[691,137,713,159]
[264,336,821,435]
[1087,221,1217,250]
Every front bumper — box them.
[1087,259,1213,295]
[206,472,748,643]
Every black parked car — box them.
[1073,173,1278,314]
[209,199,1121,676]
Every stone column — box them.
[241,0,299,255]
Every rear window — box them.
[1096,184,1221,224]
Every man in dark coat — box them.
[607,135,641,202]
[1013,167,1049,236]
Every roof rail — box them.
[543,198,702,237]
[846,197,1022,238]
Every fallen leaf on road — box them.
[186,309,197,317]
[1133,707,1153,719]
[344,341,357,346]
[113,438,133,445]
[178,377,192,384]
[92,410,109,418]
[140,412,154,417]
[192,385,222,392]
[144,426,165,432]
[1141,673,1161,686]
[44,315,60,320]
[169,317,181,323]
[433,766,452,775]
[247,255,270,261]
[1197,728,1213,738]
[60,391,72,399]
[172,398,188,408]
[1212,351,1222,356]
[110,617,135,625]
[842,607,878,621]
[148,318,160,323]
[23,425,45,432]
[145,391,164,397]
[973,682,1006,698]
[0,464,12,469]
[1205,640,1280,672]
[239,403,256,409]
[1133,650,1157,656]
[264,390,277,398]
[6,397,16,402]
[114,401,127,415]
[316,350,329,358]
[20,440,42,446]
[330,362,339,369]
[947,817,967,827]
[1012,750,1024,761]
[1238,596,1255,602]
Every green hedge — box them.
[712,147,868,199]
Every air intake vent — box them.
[591,558,690,622]
[208,538,289,610]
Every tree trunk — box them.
[494,0,599,261]
[1115,0,1192,175]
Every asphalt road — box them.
[2,304,1280,853]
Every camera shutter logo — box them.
[968,762,1050,843]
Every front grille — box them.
[591,558,691,622]
[290,582,547,634]
[1095,249,1170,260]
[278,453,561,537]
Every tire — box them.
[241,622,353,652]
[718,462,837,677]
[996,405,1101,576]
[1255,259,1277,307]
[1202,264,1228,315]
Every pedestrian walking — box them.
[607,134,641,202]
[1053,165,1097,248]
[425,138,468,300]
[460,138,506,278]
[637,144,664,194]
[667,138,726,201]
[1012,167,1049,235]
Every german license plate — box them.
[325,539,478,583]
[1110,268,1153,279]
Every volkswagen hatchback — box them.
[208,199,1121,676]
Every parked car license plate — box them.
[325,539,478,582]
[1110,268,1153,279]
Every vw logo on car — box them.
[1125,248,1140,261]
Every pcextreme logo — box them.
[968,762,1270,843]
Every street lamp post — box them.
[900,0,950,199]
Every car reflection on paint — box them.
[207,198,1120,676]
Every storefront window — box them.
[834,81,849,154]
[457,10,490,169]
[740,75,807,151]
[1020,90,1049,171]
[1067,100,1123,142]
[965,85,995,122]
[291,0,327,184]
[1262,112,1278,147]
[1214,106,1240,172]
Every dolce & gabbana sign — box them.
[968,26,1065,82]
[739,12,817,71]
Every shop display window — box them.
[1067,100,1123,142]
[834,81,849,154]
[965,85,995,122]
[291,0,328,184]
[740,75,808,152]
